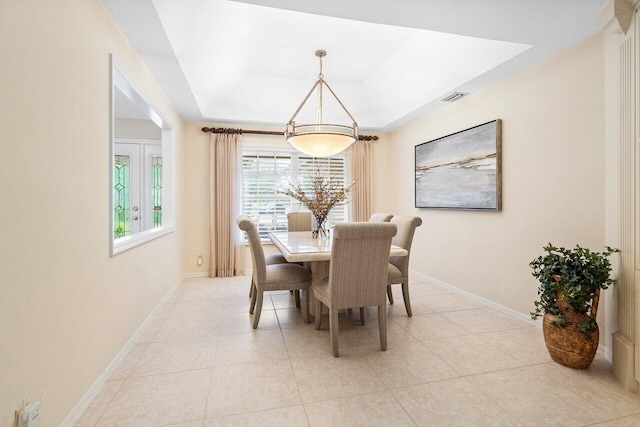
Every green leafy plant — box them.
[530,243,620,339]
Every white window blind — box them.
[242,149,347,241]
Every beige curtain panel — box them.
[347,140,372,222]
[209,133,243,277]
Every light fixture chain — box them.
[316,81,323,129]
[317,53,324,128]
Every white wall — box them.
[377,35,607,327]
[115,118,162,140]
[0,1,185,425]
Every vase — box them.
[312,213,329,239]
[543,312,598,369]
[541,282,600,369]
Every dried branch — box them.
[281,169,355,227]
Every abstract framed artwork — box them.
[415,119,502,210]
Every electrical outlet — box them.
[15,400,29,426]
[197,255,203,265]
[17,401,41,427]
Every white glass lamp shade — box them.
[286,124,356,157]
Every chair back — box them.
[287,212,312,231]
[328,222,397,308]
[389,215,423,274]
[369,213,393,222]
[237,215,266,285]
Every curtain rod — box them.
[201,127,379,141]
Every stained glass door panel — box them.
[114,143,140,238]
[143,143,162,230]
[152,155,163,228]
[113,155,131,238]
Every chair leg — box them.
[302,288,310,323]
[330,307,340,357]
[387,285,394,304]
[249,283,257,314]
[315,299,323,330]
[359,307,365,325]
[252,291,264,329]
[401,282,412,317]
[294,289,301,308]
[249,278,253,298]
[378,305,387,351]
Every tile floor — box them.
[75,275,640,426]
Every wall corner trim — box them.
[600,0,635,34]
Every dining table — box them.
[268,230,408,315]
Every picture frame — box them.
[415,119,502,210]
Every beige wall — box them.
[0,1,185,426]
[379,35,607,323]
[184,122,235,275]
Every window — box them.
[242,149,347,240]
[110,55,174,256]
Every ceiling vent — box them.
[441,92,469,102]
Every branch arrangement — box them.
[281,169,354,237]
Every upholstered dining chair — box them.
[237,216,311,328]
[386,215,423,317]
[287,212,312,231]
[248,249,287,298]
[314,222,397,357]
[369,213,393,222]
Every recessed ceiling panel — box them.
[153,0,531,128]
[101,0,609,129]
[245,7,416,84]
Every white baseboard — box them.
[184,271,251,278]
[410,270,613,363]
[410,270,536,325]
[60,274,187,426]
[183,271,209,278]
[599,345,613,363]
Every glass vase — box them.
[312,213,329,239]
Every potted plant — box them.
[530,243,619,369]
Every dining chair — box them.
[369,213,393,222]
[314,222,397,357]
[287,211,312,231]
[237,215,311,328]
[386,215,423,317]
[249,251,289,298]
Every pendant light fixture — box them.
[285,50,358,157]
